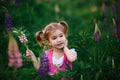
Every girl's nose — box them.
[57,37,61,42]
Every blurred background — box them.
[0,0,120,80]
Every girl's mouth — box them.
[57,42,64,46]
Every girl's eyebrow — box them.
[58,33,63,35]
[51,35,57,38]
[51,32,63,38]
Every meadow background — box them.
[0,0,120,80]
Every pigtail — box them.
[36,31,45,45]
[59,21,68,36]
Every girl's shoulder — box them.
[40,49,52,58]
[44,49,53,55]
[70,48,76,52]
[70,48,77,56]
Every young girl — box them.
[26,21,77,80]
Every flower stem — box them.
[24,42,29,50]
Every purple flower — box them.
[112,18,120,40]
[93,23,102,42]
[5,11,13,32]
[39,51,49,79]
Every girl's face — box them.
[49,29,66,49]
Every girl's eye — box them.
[60,34,63,37]
[52,37,57,40]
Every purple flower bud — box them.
[93,23,102,42]
[112,18,120,40]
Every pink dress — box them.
[45,49,72,75]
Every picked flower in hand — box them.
[18,33,28,43]
[13,28,29,50]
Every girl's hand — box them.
[64,39,68,47]
[26,49,34,59]
[64,39,68,51]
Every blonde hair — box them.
[36,21,68,45]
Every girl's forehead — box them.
[50,29,64,36]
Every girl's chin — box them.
[56,46,64,49]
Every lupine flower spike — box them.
[4,8,23,68]
[4,8,13,32]
[112,18,120,40]
[8,31,23,68]
[39,52,49,79]
[93,23,102,42]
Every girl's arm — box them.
[26,50,40,70]
[64,47,77,62]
